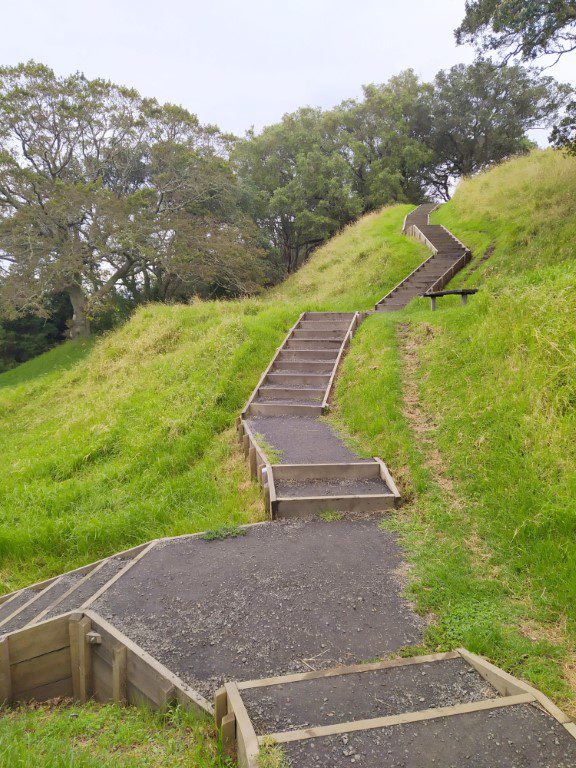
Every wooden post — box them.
[461,293,468,306]
[248,446,257,478]
[430,296,436,311]
[112,645,127,704]
[214,687,228,728]
[242,434,250,457]
[0,637,12,706]
[221,712,236,760]
[72,615,93,702]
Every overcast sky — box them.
[3,0,575,137]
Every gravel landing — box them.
[247,417,369,464]
[242,657,497,734]
[282,704,576,767]
[93,521,423,698]
[275,478,391,498]
[1,574,82,633]
[43,557,127,619]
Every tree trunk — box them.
[68,283,91,338]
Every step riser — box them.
[292,330,347,339]
[272,463,381,481]
[257,388,324,401]
[247,403,324,417]
[272,362,334,373]
[284,339,342,350]
[273,494,396,518]
[264,374,331,386]
[277,351,338,360]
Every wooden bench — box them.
[424,288,478,311]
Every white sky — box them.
[3,0,575,137]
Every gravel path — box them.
[93,521,423,698]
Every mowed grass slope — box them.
[0,204,427,591]
[331,149,576,707]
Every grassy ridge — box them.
[0,204,427,591]
[330,149,576,708]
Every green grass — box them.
[0,203,426,592]
[0,701,228,768]
[329,149,576,711]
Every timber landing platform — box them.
[1,206,574,767]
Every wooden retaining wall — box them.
[0,610,211,714]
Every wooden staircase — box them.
[375,203,471,311]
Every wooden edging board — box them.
[264,693,535,744]
[321,312,360,410]
[0,541,154,607]
[222,647,576,765]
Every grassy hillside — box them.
[0,204,427,591]
[331,149,576,709]
[2,149,576,762]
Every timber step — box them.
[268,461,399,518]
[243,311,362,418]
[0,552,142,636]
[375,204,470,311]
[217,649,576,768]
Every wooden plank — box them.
[92,650,112,702]
[274,493,395,518]
[81,540,159,609]
[0,637,11,704]
[237,652,461,690]
[77,615,92,702]
[11,646,71,695]
[14,676,73,703]
[221,712,237,761]
[225,682,259,768]
[112,645,127,704]
[0,579,60,630]
[214,687,228,728]
[374,458,401,500]
[86,611,212,714]
[271,463,380,481]
[68,613,82,700]
[457,648,572,724]
[564,722,576,739]
[266,694,535,744]
[8,614,70,666]
[32,559,110,626]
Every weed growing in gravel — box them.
[253,433,284,464]
[319,510,344,521]
[201,524,248,541]
[257,738,289,768]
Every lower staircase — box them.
[375,203,471,311]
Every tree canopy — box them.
[0,59,570,350]
[456,1,576,62]
[0,62,267,338]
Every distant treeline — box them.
[0,59,571,366]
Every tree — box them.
[456,2,576,154]
[0,62,267,338]
[456,1,576,62]
[327,71,434,209]
[423,60,570,198]
[233,109,362,273]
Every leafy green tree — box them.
[456,1,576,62]
[424,60,570,198]
[0,63,266,338]
[456,2,576,154]
[233,108,362,273]
[327,71,434,209]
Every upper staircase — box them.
[375,203,471,311]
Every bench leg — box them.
[461,294,468,306]
[430,297,436,311]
